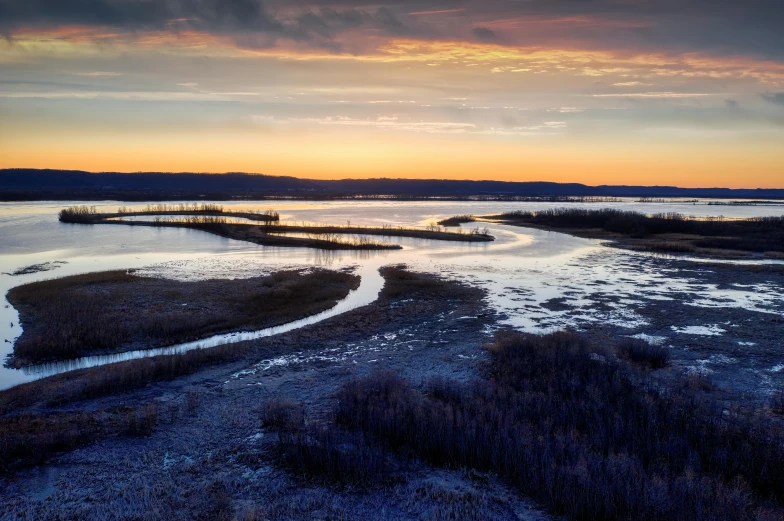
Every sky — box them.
[1,0,783,187]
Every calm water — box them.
[2,199,783,390]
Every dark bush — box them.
[58,205,98,223]
[325,332,784,520]
[261,397,305,433]
[275,425,392,485]
[617,338,670,369]
[772,390,784,415]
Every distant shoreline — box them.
[2,168,784,201]
[4,191,784,203]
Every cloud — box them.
[592,92,718,98]
[0,0,282,34]
[762,92,784,106]
[286,115,477,133]
[409,8,465,16]
[0,0,424,51]
[472,27,496,41]
[72,71,123,77]
[2,0,784,63]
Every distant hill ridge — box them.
[1,169,783,200]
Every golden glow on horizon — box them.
[2,130,782,188]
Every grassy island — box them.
[58,203,280,224]
[436,214,477,227]
[7,268,359,366]
[445,208,784,258]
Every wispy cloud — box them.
[285,116,476,134]
[408,8,465,16]
[591,92,719,98]
[72,71,123,77]
[613,81,648,87]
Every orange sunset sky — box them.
[1,1,783,187]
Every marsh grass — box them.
[8,269,359,365]
[59,204,280,224]
[275,332,784,520]
[58,205,97,223]
[437,214,476,226]
[378,265,461,299]
[0,403,159,472]
[486,208,784,254]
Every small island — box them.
[59,205,494,250]
[7,268,360,366]
[440,209,784,259]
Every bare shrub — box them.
[318,332,784,520]
[617,338,670,369]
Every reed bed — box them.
[484,208,784,254]
[59,204,280,224]
[272,331,784,520]
[8,269,358,365]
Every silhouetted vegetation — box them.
[772,390,784,415]
[274,332,784,520]
[486,208,784,255]
[437,214,476,226]
[173,221,405,250]
[616,337,670,369]
[8,269,359,365]
[263,222,493,242]
[59,204,280,224]
[58,205,98,223]
[80,215,493,244]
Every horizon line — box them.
[2,168,783,192]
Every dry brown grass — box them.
[8,269,359,365]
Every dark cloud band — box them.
[1,0,783,59]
